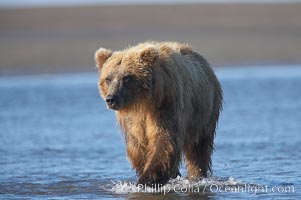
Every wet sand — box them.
[0,3,300,75]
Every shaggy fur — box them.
[95,41,223,187]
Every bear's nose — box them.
[106,95,118,105]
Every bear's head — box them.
[95,46,159,110]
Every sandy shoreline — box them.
[0,3,301,75]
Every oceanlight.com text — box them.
[205,183,294,195]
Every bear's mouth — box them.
[106,102,121,110]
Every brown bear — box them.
[95,41,223,187]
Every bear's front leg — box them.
[137,164,169,187]
[126,133,147,176]
[137,129,181,187]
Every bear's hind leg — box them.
[184,134,214,179]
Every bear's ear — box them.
[95,48,112,70]
[139,46,159,66]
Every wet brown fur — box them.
[95,41,223,186]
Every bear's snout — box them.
[105,94,120,110]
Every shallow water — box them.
[0,66,300,199]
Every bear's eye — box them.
[123,75,134,83]
[105,77,112,84]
